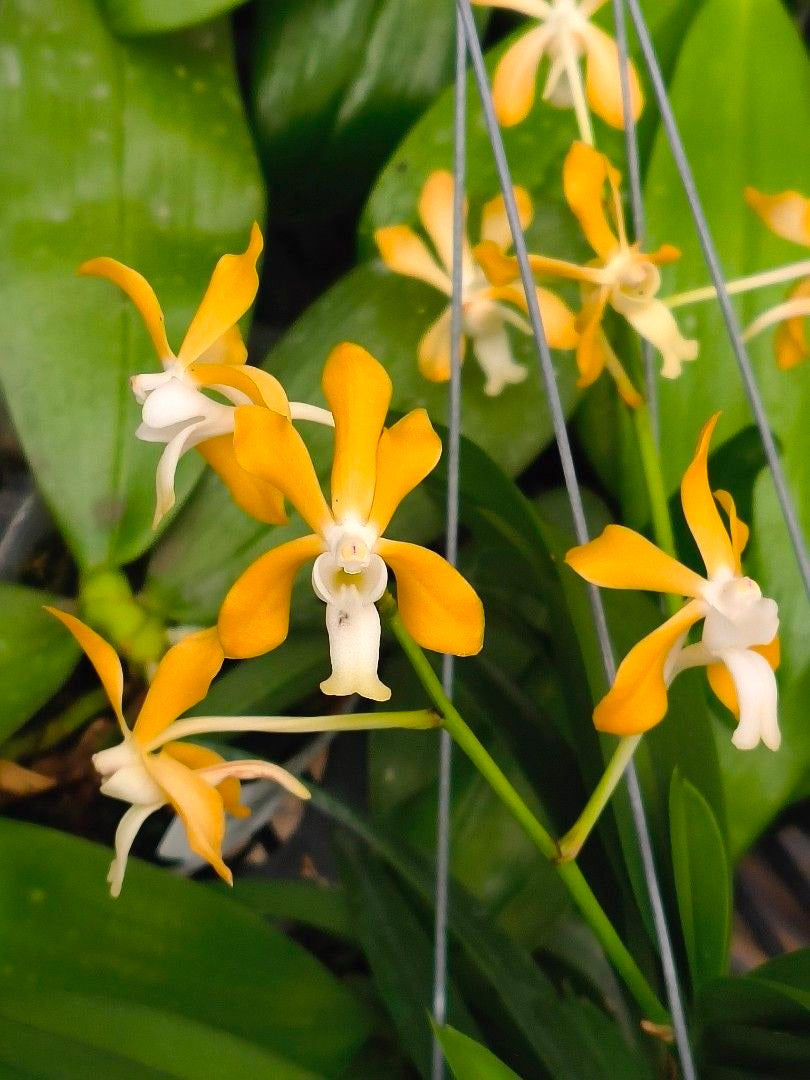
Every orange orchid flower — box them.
[218,343,485,701]
[471,0,643,134]
[566,414,781,751]
[375,170,577,396]
[79,225,332,528]
[476,142,699,406]
[47,608,310,896]
[745,187,810,370]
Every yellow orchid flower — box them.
[565,414,781,751]
[47,608,310,897]
[476,142,699,405]
[79,225,332,528]
[471,0,642,137]
[745,187,810,370]
[375,170,578,396]
[218,343,485,701]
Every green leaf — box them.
[100,0,246,36]
[0,819,370,1074]
[228,879,355,942]
[0,1,263,571]
[0,989,320,1079]
[251,0,486,219]
[0,585,79,746]
[435,1025,521,1080]
[669,771,730,990]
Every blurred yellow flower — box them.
[218,343,484,700]
[375,171,577,396]
[566,414,780,751]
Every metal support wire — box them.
[431,12,466,1079]
[454,2,697,1074]
[610,0,659,441]
[624,0,810,599]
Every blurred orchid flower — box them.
[471,0,642,136]
[218,343,484,701]
[565,413,781,751]
[375,171,577,396]
[744,187,810,369]
[79,225,332,528]
[47,609,310,896]
[476,142,698,405]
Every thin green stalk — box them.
[380,593,669,1026]
[558,735,642,860]
[2,688,109,761]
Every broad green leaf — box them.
[228,879,355,942]
[669,771,730,990]
[251,0,487,220]
[0,819,369,1074]
[100,0,246,36]
[435,1025,521,1080]
[0,585,79,746]
[0,989,319,1080]
[0,1,263,570]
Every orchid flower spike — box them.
[217,343,485,700]
[566,414,781,751]
[476,142,699,404]
[375,171,577,396]
[471,0,643,133]
[745,187,810,370]
[79,225,332,528]
[47,608,310,897]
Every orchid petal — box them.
[563,142,620,260]
[713,490,749,572]
[194,324,247,367]
[320,596,391,702]
[45,609,126,734]
[377,539,484,656]
[191,363,290,415]
[492,25,554,127]
[480,187,533,252]
[107,802,163,898]
[565,524,705,597]
[581,24,643,129]
[719,648,780,751]
[196,434,287,526]
[374,225,452,295]
[218,534,325,658]
[368,410,442,534]
[595,331,644,407]
[78,257,172,362]
[194,759,311,802]
[419,171,471,276]
[484,285,579,349]
[133,628,224,746]
[611,292,698,379]
[575,288,611,387]
[471,0,549,15]
[152,419,211,529]
[418,305,456,383]
[680,414,737,580]
[745,187,810,247]
[706,636,780,717]
[161,740,250,819]
[471,325,528,396]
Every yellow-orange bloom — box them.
[218,343,485,700]
[375,170,577,396]
[476,142,699,405]
[471,0,643,131]
[745,187,810,370]
[47,609,309,896]
[565,414,780,751]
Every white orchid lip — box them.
[93,740,164,806]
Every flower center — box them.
[605,251,660,298]
[701,575,779,654]
[92,738,164,806]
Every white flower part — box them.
[93,738,165,805]
[462,267,528,396]
[107,802,163,898]
[721,648,781,751]
[701,576,779,653]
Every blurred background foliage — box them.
[0,0,807,1076]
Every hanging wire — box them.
[431,12,467,1079]
[453,2,697,1074]
[624,0,810,599]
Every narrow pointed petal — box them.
[162,740,250,819]
[320,599,391,702]
[233,407,333,534]
[418,306,456,383]
[565,524,705,597]
[418,171,468,275]
[196,434,287,525]
[719,648,780,751]
[594,601,705,735]
[323,343,393,522]
[471,325,528,396]
[575,288,611,387]
[492,25,553,127]
[78,258,172,361]
[563,142,620,260]
[107,802,163,898]
[713,490,749,572]
[133,628,224,745]
[194,759,311,802]
[582,24,643,130]
[480,187,533,252]
[484,285,579,349]
[191,363,290,415]
[611,293,698,379]
[646,244,682,266]
[776,279,810,370]
[45,608,126,733]
[471,0,549,14]
[745,187,810,247]
[374,225,452,294]
[707,636,780,717]
[681,413,737,580]
[177,223,263,366]
[145,752,231,884]
[218,535,325,658]
[377,539,484,656]
[597,331,644,407]
[195,324,247,366]
[152,419,211,529]
[368,410,442,534]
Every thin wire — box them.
[624,0,810,599]
[455,3,696,1072]
[610,0,659,441]
[431,13,466,1078]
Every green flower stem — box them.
[380,592,669,1026]
[557,734,642,860]
[2,687,109,761]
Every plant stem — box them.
[558,735,641,860]
[2,688,109,761]
[665,258,810,309]
[380,593,669,1025]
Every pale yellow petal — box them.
[418,305,456,383]
[680,413,736,579]
[45,608,126,733]
[582,24,643,130]
[368,410,442,534]
[78,257,172,361]
[492,25,553,128]
[374,225,451,294]
[418,171,464,275]
[133,628,224,745]
[479,187,533,252]
[484,284,579,349]
[565,524,705,597]
[745,187,810,247]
